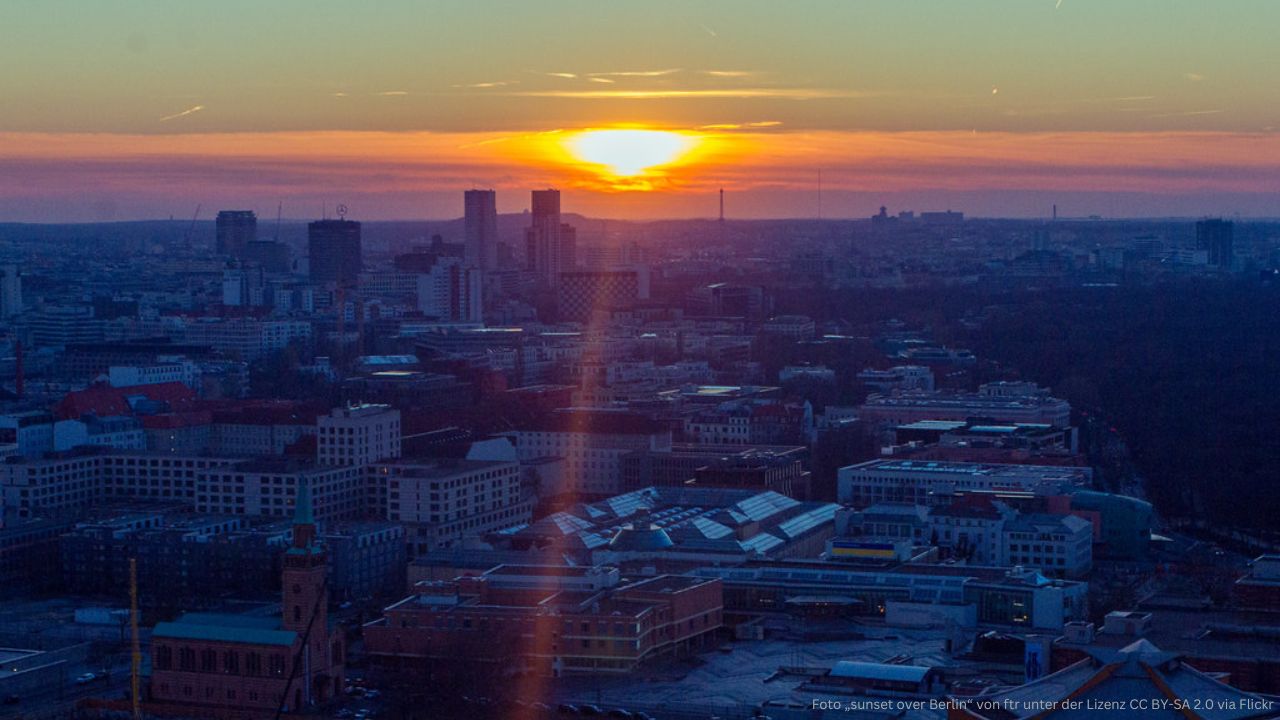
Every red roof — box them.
[55,382,197,420]
[140,411,213,429]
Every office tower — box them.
[1196,218,1234,268]
[308,219,362,286]
[464,189,498,271]
[416,256,483,323]
[525,189,576,285]
[215,210,257,257]
[0,265,22,318]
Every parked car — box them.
[557,704,581,715]
[75,673,97,685]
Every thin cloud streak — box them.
[586,69,682,78]
[1148,109,1224,118]
[158,105,204,122]
[452,81,517,89]
[503,88,869,100]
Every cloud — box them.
[543,72,578,79]
[376,91,409,96]
[699,120,784,130]
[504,88,867,100]
[588,78,615,84]
[703,70,757,78]
[1184,72,1204,82]
[452,81,516,89]
[1149,109,1224,118]
[586,69,683,78]
[158,105,205,122]
[699,23,717,37]
[331,92,349,98]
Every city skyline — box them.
[4,1,1280,221]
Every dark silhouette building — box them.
[464,189,498,271]
[525,189,575,286]
[308,219,362,286]
[215,210,257,258]
[1195,218,1234,268]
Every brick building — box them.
[148,480,345,717]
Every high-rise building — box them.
[463,189,498,271]
[215,210,257,257]
[1195,218,1234,268]
[308,219,362,286]
[0,265,22,318]
[525,189,576,285]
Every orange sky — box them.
[4,2,1280,220]
[3,128,1279,221]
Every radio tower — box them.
[718,188,725,222]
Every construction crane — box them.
[183,204,202,249]
[130,558,141,720]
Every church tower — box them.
[283,478,327,633]
[281,478,331,705]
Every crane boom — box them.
[130,558,141,720]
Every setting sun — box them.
[566,129,696,177]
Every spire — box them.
[292,477,317,550]
[294,477,315,527]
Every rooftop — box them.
[153,612,296,647]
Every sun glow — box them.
[566,129,697,178]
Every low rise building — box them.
[369,457,530,556]
[838,459,1091,508]
[364,566,722,677]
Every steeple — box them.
[291,477,317,550]
[282,476,328,641]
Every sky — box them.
[2,0,1280,221]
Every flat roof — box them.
[829,661,931,683]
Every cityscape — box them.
[2,2,1280,720]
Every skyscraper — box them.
[525,189,576,286]
[308,219,362,286]
[464,189,498,271]
[215,210,257,257]
[0,265,22,318]
[1195,218,1234,268]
